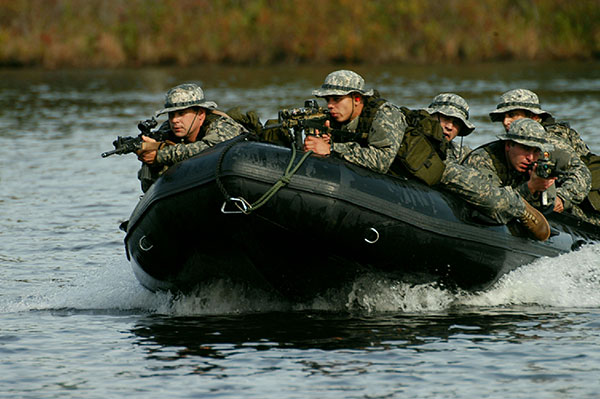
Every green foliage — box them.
[0,0,598,68]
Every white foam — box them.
[4,244,599,315]
[460,244,600,308]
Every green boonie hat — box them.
[497,118,553,152]
[489,89,552,122]
[312,70,374,97]
[155,83,218,117]
[424,93,475,136]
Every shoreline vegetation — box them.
[1,0,599,69]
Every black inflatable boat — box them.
[123,138,600,300]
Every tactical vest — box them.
[390,108,448,186]
[480,141,510,183]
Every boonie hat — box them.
[312,70,374,97]
[489,89,552,122]
[425,93,475,136]
[155,83,218,116]
[497,118,553,152]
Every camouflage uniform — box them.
[459,119,558,222]
[441,161,527,223]
[490,89,591,157]
[313,70,407,174]
[424,93,526,224]
[489,89,592,212]
[424,93,475,163]
[446,140,472,163]
[138,83,246,192]
[155,114,245,165]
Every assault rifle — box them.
[534,149,570,179]
[101,117,167,158]
[264,99,331,149]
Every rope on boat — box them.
[216,133,313,215]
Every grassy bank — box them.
[1,0,598,68]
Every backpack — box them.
[390,107,448,186]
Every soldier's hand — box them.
[304,135,331,156]
[136,135,158,165]
[528,165,556,193]
[315,121,331,143]
[553,196,564,213]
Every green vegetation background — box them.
[1,0,598,68]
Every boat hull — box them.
[124,139,599,299]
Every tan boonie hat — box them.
[489,89,552,122]
[155,83,218,116]
[425,93,475,136]
[312,70,374,97]
[497,118,553,152]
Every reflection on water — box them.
[131,310,541,359]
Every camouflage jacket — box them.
[440,159,526,224]
[542,117,591,158]
[156,112,247,166]
[138,112,246,192]
[462,141,557,211]
[330,101,407,174]
[542,135,592,209]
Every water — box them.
[1,63,600,398]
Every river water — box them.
[1,63,600,398]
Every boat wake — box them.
[5,244,600,315]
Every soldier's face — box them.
[169,108,206,141]
[502,110,540,132]
[505,141,541,172]
[437,114,461,141]
[323,95,362,123]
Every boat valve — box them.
[364,227,379,244]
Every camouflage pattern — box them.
[442,119,561,223]
[330,101,407,174]
[425,93,475,136]
[463,141,556,209]
[155,83,218,116]
[489,89,552,122]
[543,119,592,158]
[313,70,374,97]
[155,113,246,166]
[441,160,526,223]
[569,204,600,226]
[446,140,473,163]
[490,89,592,159]
[497,118,554,152]
[543,135,591,210]
[137,114,246,192]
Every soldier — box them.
[304,70,407,174]
[424,93,475,162]
[447,118,564,240]
[136,83,247,192]
[489,89,593,219]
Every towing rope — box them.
[216,134,313,215]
